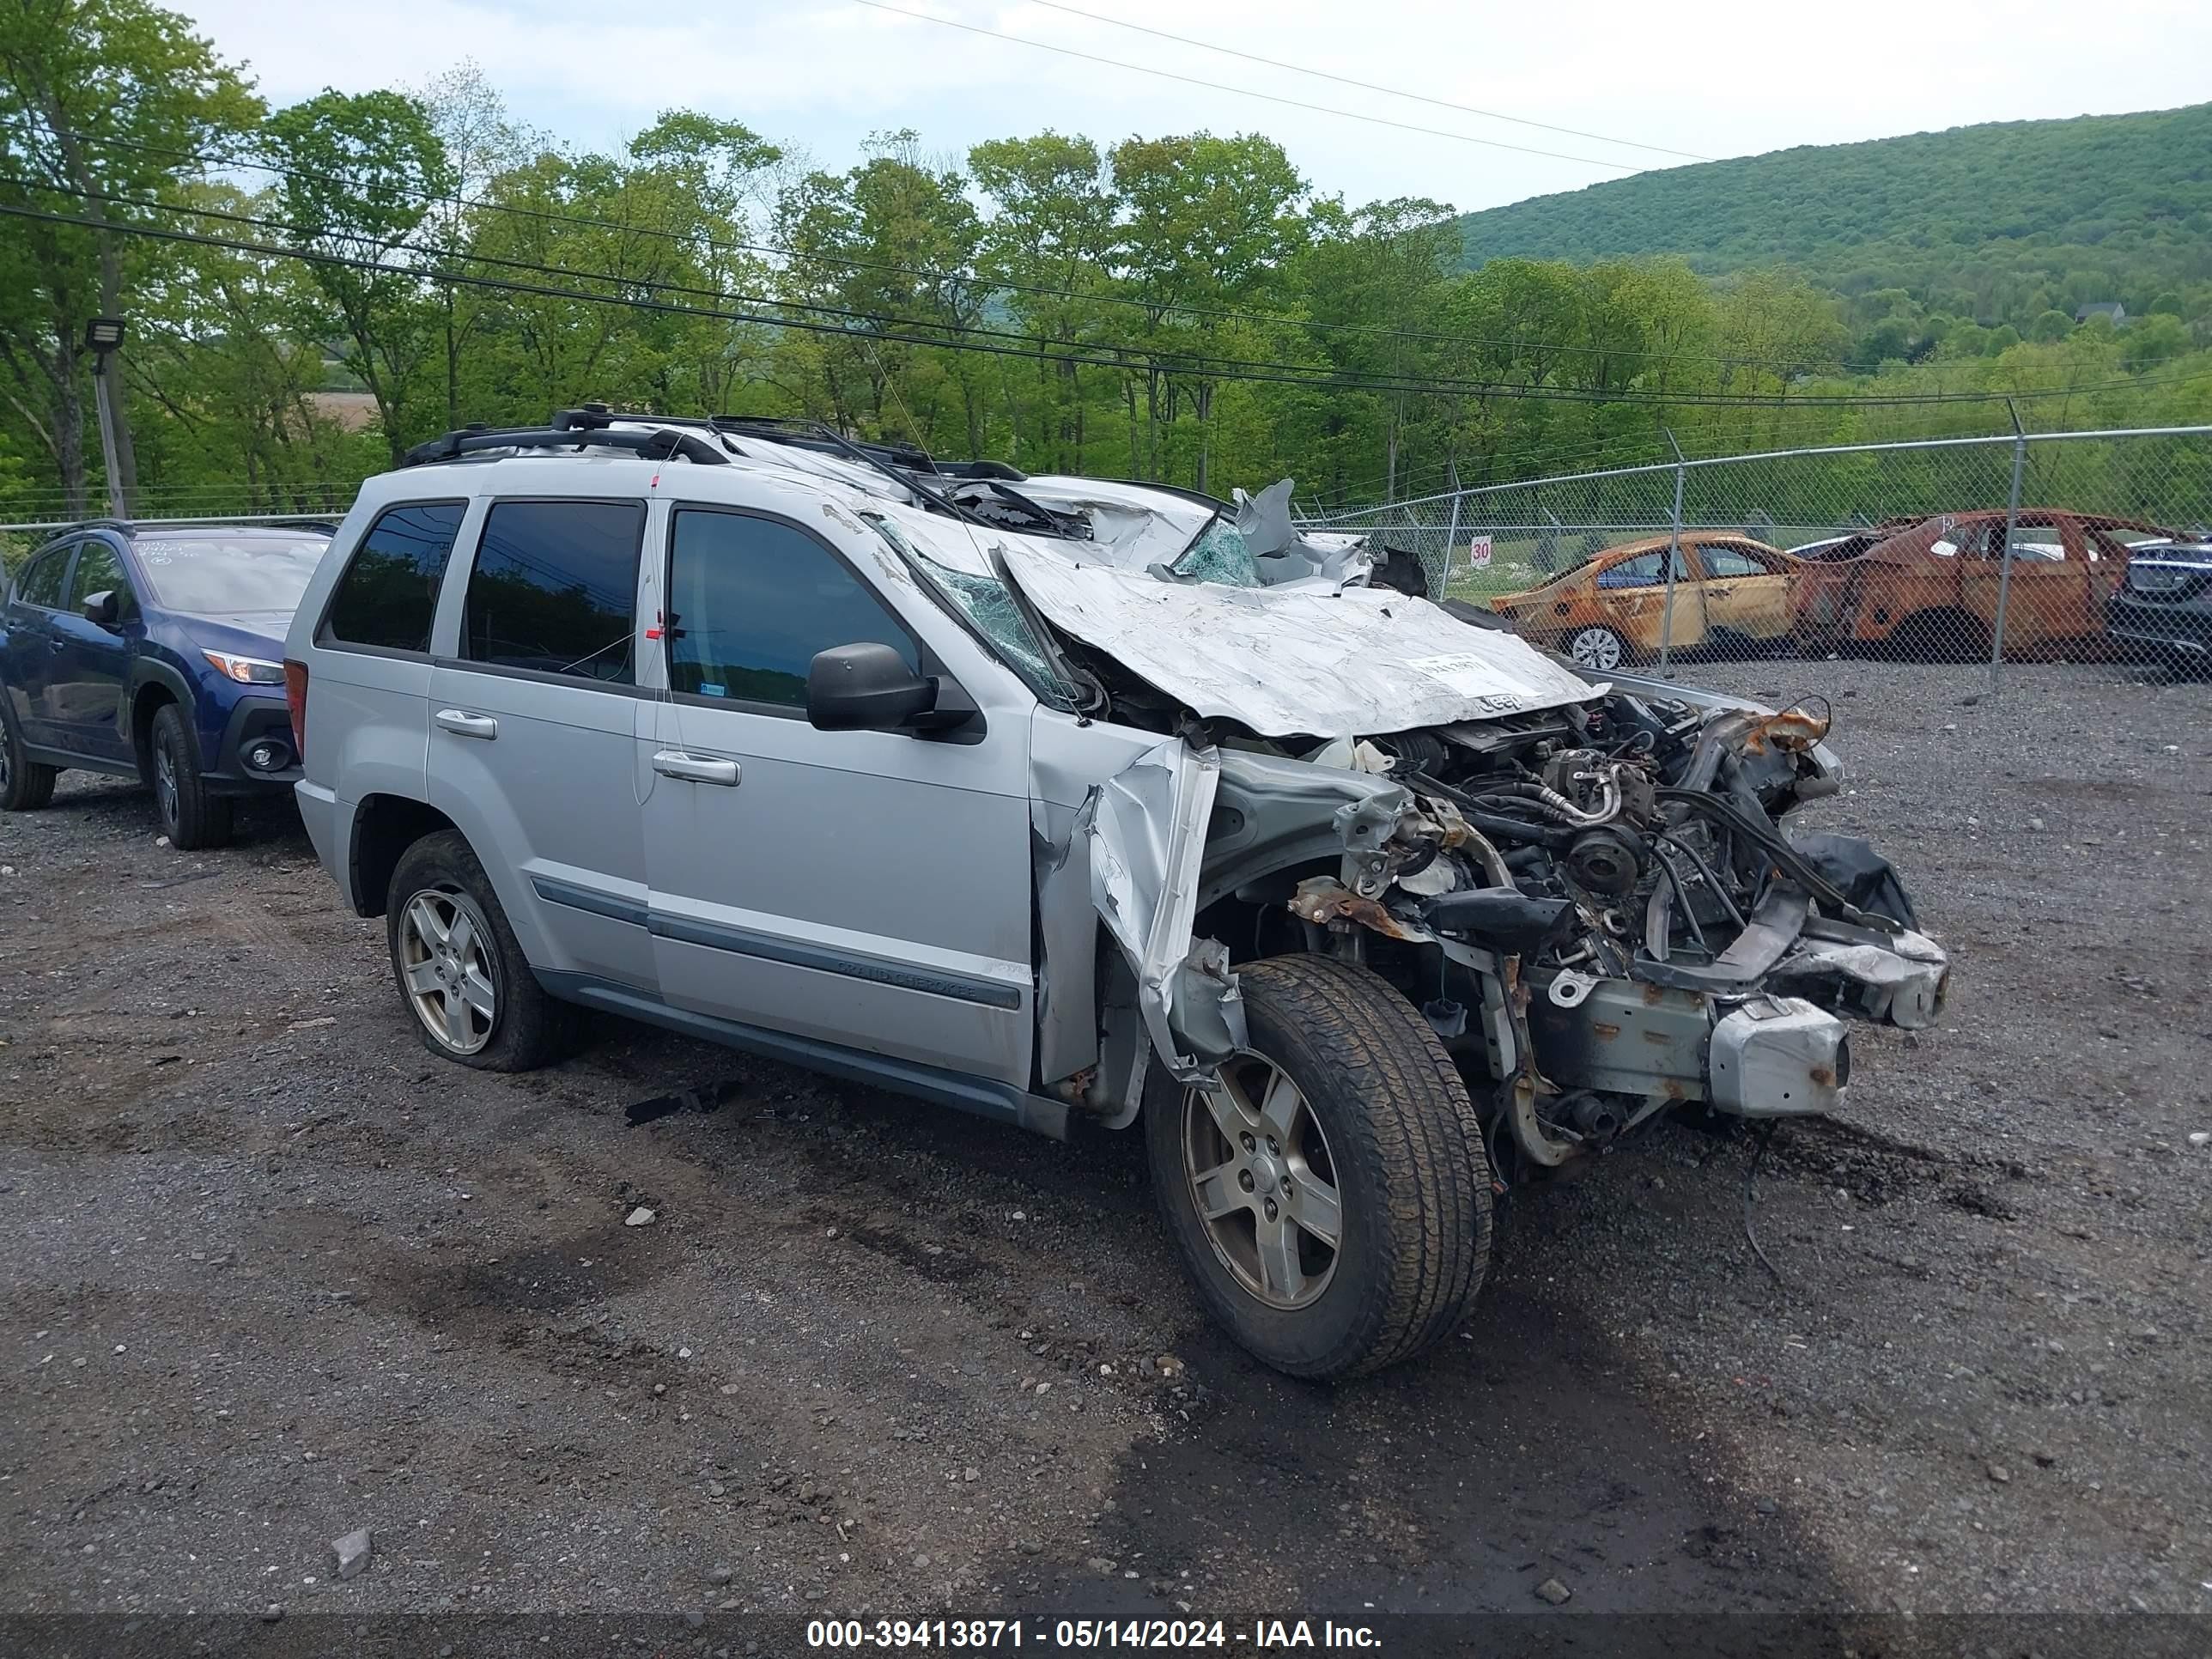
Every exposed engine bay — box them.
[1064,658,1949,1178]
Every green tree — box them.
[2027,308,2075,343]
[0,0,259,513]
[263,88,453,464]
[1109,131,1310,489]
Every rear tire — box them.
[149,702,232,849]
[1145,954,1493,1379]
[386,830,563,1072]
[1567,623,1629,672]
[0,700,59,811]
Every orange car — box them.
[1790,509,2178,659]
[1490,533,1802,672]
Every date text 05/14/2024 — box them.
[805,1619,1383,1649]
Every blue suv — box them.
[1,520,331,848]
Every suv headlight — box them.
[203,651,286,685]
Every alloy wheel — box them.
[1180,1052,1344,1310]
[398,888,497,1056]
[1570,626,1625,671]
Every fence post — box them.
[1657,428,1686,678]
[1439,463,1462,595]
[1988,400,2027,688]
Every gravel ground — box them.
[2,662,2208,1651]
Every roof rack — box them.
[401,405,731,469]
[705,416,1027,483]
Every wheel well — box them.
[130,683,175,777]
[350,795,458,918]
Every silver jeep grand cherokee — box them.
[284,409,1948,1379]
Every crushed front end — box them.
[1229,679,1947,1174]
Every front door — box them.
[1693,539,1797,644]
[47,537,138,763]
[640,504,1036,1086]
[1959,516,2088,653]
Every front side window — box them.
[324,502,467,653]
[463,500,644,684]
[65,540,136,616]
[15,545,70,609]
[667,508,917,708]
[1701,546,1769,580]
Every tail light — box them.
[283,659,309,755]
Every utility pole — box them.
[84,318,129,520]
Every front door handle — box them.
[48,636,67,653]
[434,708,499,740]
[653,750,739,787]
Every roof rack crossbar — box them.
[401,421,731,470]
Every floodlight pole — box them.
[85,319,128,520]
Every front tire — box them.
[386,830,563,1072]
[149,702,232,849]
[0,700,58,811]
[1146,955,1493,1379]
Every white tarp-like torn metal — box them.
[1081,738,1245,1081]
[999,543,1599,738]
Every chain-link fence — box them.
[1298,425,2212,680]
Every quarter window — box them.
[323,502,467,653]
[463,501,644,684]
[15,546,70,609]
[667,508,918,708]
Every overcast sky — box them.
[173,0,2210,216]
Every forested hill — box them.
[1457,105,2212,322]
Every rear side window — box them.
[666,507,918,708]
[15,545,70,609]
[463,500,644,684]
[323,502,466,653]
[1595,550,1689,589]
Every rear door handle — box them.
[48,636,67,653]
[434,708,499,740]
[653,749,739,787]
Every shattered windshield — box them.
[862,516,1079,708]
[1170,517,1264,587]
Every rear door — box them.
[427,494,657,993]
[639,502,1036,1085]
[47,536,138,763]
[3,542,77,748]
[1592,545,1703,654]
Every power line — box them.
[837,0,1644,173]
[4,198,2198,415]
[1016,0,1713,164]
[22,125,1875,374]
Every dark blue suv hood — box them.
[178,610,292,662]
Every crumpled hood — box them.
[997,542,1599,738]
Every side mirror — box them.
[82,589,120,629]
[806,641,937,732]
